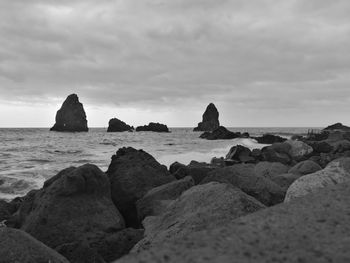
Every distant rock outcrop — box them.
[107,118,133,132]
[323,122,350,131]
[50,94,88,132]
[136,122,169,132]
[199,126,242,140]
[253,134,287,144]
[194,103,220,131]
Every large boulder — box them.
[18,164,127,262]
[288,160,322,176]
[0,200,14,222]
[261,143,292,165]
[116,180,350,263]
[323,122,350,131]
[201,164,285,206]
[134,182,265,251]
[253,134,287,144]
[193,103,220,131]
[285,140,313,160]
[330,139,350,153]
[173,161,217,184]
[136,177,194,220]
[106,147,175,227]
[50,94,88,132]
[0,227,69,263]
[306,141,333,153]
[107,118,133,132]
[285,157,350,202]
[200,126,241,140]
[225,145,255,164]
[254,162,289,180]
[135,122,169,132]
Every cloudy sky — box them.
[0,0,349,127]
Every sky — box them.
[0,0,350,127]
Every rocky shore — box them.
[1,123,350,262]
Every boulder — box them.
[254,162,289,180]
[136,122,169,132]
[261,143,292,165]
[0,227,69,263]
[169,162,186,174]
[330,139,350,153]
[285,157,350,202]
[193,103,220,131]
[267,173,301,190]
[253,134,287,144]
[285,140,313,161]
[173,161,217,184]
[19,164,125,261]
[288,160,322,176]
[107,118,133,132]
[106,147,175,227]
[210,157,226,167]
[50,94,88,132]
[134,182,265,251]
[323,122,350,131]
[0,200,12,222]
[225,145,255,164]
[136,177,194,220]
[116,180,350,263]
[306,141,333,153]
[201,164,285,206]
[200,126,241,140]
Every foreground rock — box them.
[134,182,265,251]
[225,145,255,164]
[50,94,88,132]
[288,160,322,175]
[136,177,194,221]
[107,147,175,227]
[171,161,217,184]
[116,181,350,263]
[108,118,133,132]
[0,227,69,263]
[201,164,285,206]
[193,103,220,131]
[253,134,287,144]
[136,123,169,132]
[200,126,242,140]
[285,157,350,202]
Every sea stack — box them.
[50,94,88,132]
[107,118,134,132]
[193,103,220,131]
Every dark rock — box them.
[306,141,333,153]
[136,122,169,132]
[134,182,265,251]
[288,160,322,176]
[50,94,88,132]
[200,126,241,140]
[254,162,289,180]
[251,148,262,160]
[253,134,287,144]
[20,164,125,252]
[56,242,106,263]
[268,173,301,190]
[201,164,285,206]
[106,147,175,228]
[116,180,350,263]
[178,161,217,184]
[193,103,220,132]
[330,139,350,153]
[169,161,186,174]
[210,157,226,167]
[107,118,133,132]
[323,122,350,131]
[0,200,11,222]
[261,144,292,165]
[0,227,69,263]
[136,177,194,220]
[225,145,255,164]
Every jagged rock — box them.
[323,122,350,131]
[133,182,265,251]
[106,147,175,228]
[285,157,350,202]
[0,228,69,263]
[116,181,350,263]
[19,164,125,262]
[253,134,287,144]
[107,118,133,132]
[136,123,169,132]
[200,164,285,206]
[136,177,194,220]
[50,94,88,132]
[288,160,322,176]
[169,162,186,174]
[200,126,241,140]
[193,103,220,131]
[225,145,255,164]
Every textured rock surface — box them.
[108,118,133,132]
[253,134,287,144]
[200,126,241,140]
[288,160,322,175]
[193,103,220,131]
[50,94,88,132]
[285,140,313,160]
[116,181,350,263]
[285,157,350,202]
[324,122,350,131]
[136,177,194,220]
[134,182,265,251]
[0,227,69,263]
[173,161,217,184]
[201,164,285,206]
[107,147,175,227]
[136,123,169,132]
[254,162,289,180]
[225,145,255,164]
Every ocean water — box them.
[0,127,316,200]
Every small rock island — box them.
[136,122,170,132]
[50,94,88,132]
[194,103,220,131]
[107,118,134,132]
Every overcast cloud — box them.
[0,0,350,127]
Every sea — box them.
[0,127,318,200]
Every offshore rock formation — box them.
[50,94,88,132]
[200,126,243,140]
[136,122,169,132]
[107,118,134,132]
[194,103,220,131]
